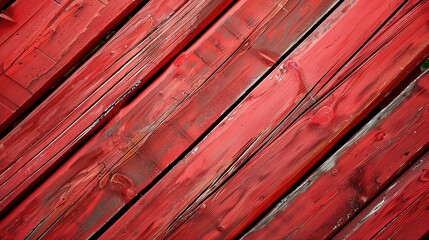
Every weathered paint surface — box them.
[0,0,143,132]
[103,0,429,239]
[0,0,231,217]
[244,72,429,239]
[0,0,427,238]
[335,152,429,239]
[0,0,342,238]
[164,1,429,239]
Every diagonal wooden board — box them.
[167,2,429,238]
[335,151,429,239]
[167,1,429,238]
[0,0,343,238]
[1,0,428,238]
[244,71,429,239]
[0,0,231,216]
[102,0,429,239]
[0,0,143,131]
[0,2,344,237]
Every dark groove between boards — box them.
[238,63,429,238]
[33,1,239,238]
[11,0,200,192]
[232,0,419,236]
[184,0,412,223]
[0,0,155,219]
[234,106,383,238]
[0,0,151,140]
[331,71,429,237]
[334,147,429,239]
[93,0,346,238]
[165,0,350,237]
[254,0,418,158]
[0,0,14,11]
[89,1,238,238]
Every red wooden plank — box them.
[101,0,429,239]
[0,0,181,210]
[0,0,231,215]
[243,72,429,239]
[0,0,46,45]
[0,94,16,123]
[0,0,342,238]
[164,2,429,239]
[0,73,32,107]
[335,152,429,239]
[0,0,143,132]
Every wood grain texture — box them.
[0,0,342,238]
[102,0,429,239]
[0,0,231,217]
[0,0,142,132]
[164,1,429,239]
[1,0,427,238]
[244,72,429,239]
[335,152,429,240]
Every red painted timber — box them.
[244,72,429,239]
[0,0,231,215]
[165,2,429,239]
[0,0,184,212]
[0,0,342,238]
[335,152,429,239]
[102,0,429,239]
[0,0,142,132]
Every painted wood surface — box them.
[0,0,427,238]
[0,0,142,132]
[164,2,429,239]
[244,71,429,239]
[0,0,342,238]
[335,152,429,240]
[103,0,429,239]
[0,0,231,216]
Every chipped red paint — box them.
[0,0,143,132]
[244,72,429,239]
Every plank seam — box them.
[88,0,347,238]
[236,1,426,236]
[14,0,237,238]
[0,0,154,215]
